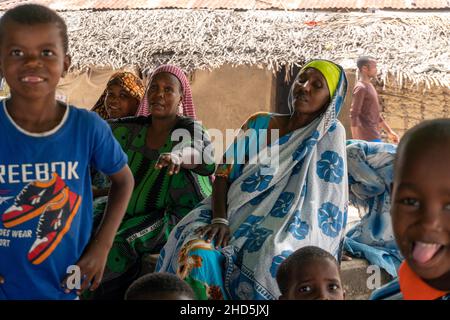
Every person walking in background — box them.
[350,56,399,143]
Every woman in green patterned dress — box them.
[92,65,214,299]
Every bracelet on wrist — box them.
[211,217,229,226]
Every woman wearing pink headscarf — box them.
[91,65,214,299]
[136,64,197,119]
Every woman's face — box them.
[292,68,331,117]
[147,72,183,119]
[105,83,139,118]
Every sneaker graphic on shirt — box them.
[2,173,66,228]
[27,187,81,265]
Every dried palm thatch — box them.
[12,9,450,88]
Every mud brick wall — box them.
[376,77,450,138]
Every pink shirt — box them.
[350,81,382,141]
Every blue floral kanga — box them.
[233,215,264,239]
[155,248,166,271]
[291,159,304,175]
[250,186,275,206]
[345,140,402,278]
[287,211,310,240]
[174,224,186,240]
[293,130,319,162]
[270,250,293,278]
[278,133,292,145]
[318,202,344,238]
[329,123,337,132]
[198,209,212,223]
[300,184,307,197]
[316,150,344,184]
[241,172,274,193]
[243,227,273,253]
[270,192,295,218]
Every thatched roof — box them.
[3,7,449,88]
[1,0,449,11]
[64,10,449,88]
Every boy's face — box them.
[0,21,70,100]
[392,144,450,288]
[362,60,377,78]
[280,258,345,300]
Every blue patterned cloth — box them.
[157,64,349,300]
[344,140,403,277]
[370,278,402,300]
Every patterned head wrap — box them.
[91,71,145,119]
[136,65,197,119]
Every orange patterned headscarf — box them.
[91,72,145,119]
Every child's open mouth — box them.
[411,241,445,266]
[21,76,44,83]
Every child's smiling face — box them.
[392,142,450,290]
[0,21,70,101]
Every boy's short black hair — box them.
[0,4,69,53]
[124,272,196,300]
[276,246,339,294]
[356,56,376,70]
[394,119,450,174]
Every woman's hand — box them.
[0,275,4,285]
[155,152,182,175]
[197,223,231,249]
[61,240,110,296]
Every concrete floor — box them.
[341,258,392,300]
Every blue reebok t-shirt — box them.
[0,100,128,299]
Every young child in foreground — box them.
[276,246,345,300]
[378,119,450,300]
[0,4,134,299]
[125,272,195,300]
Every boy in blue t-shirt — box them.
[0,4,134,299]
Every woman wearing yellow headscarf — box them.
[157,59,349,300]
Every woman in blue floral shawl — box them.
[157,59,349,300]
